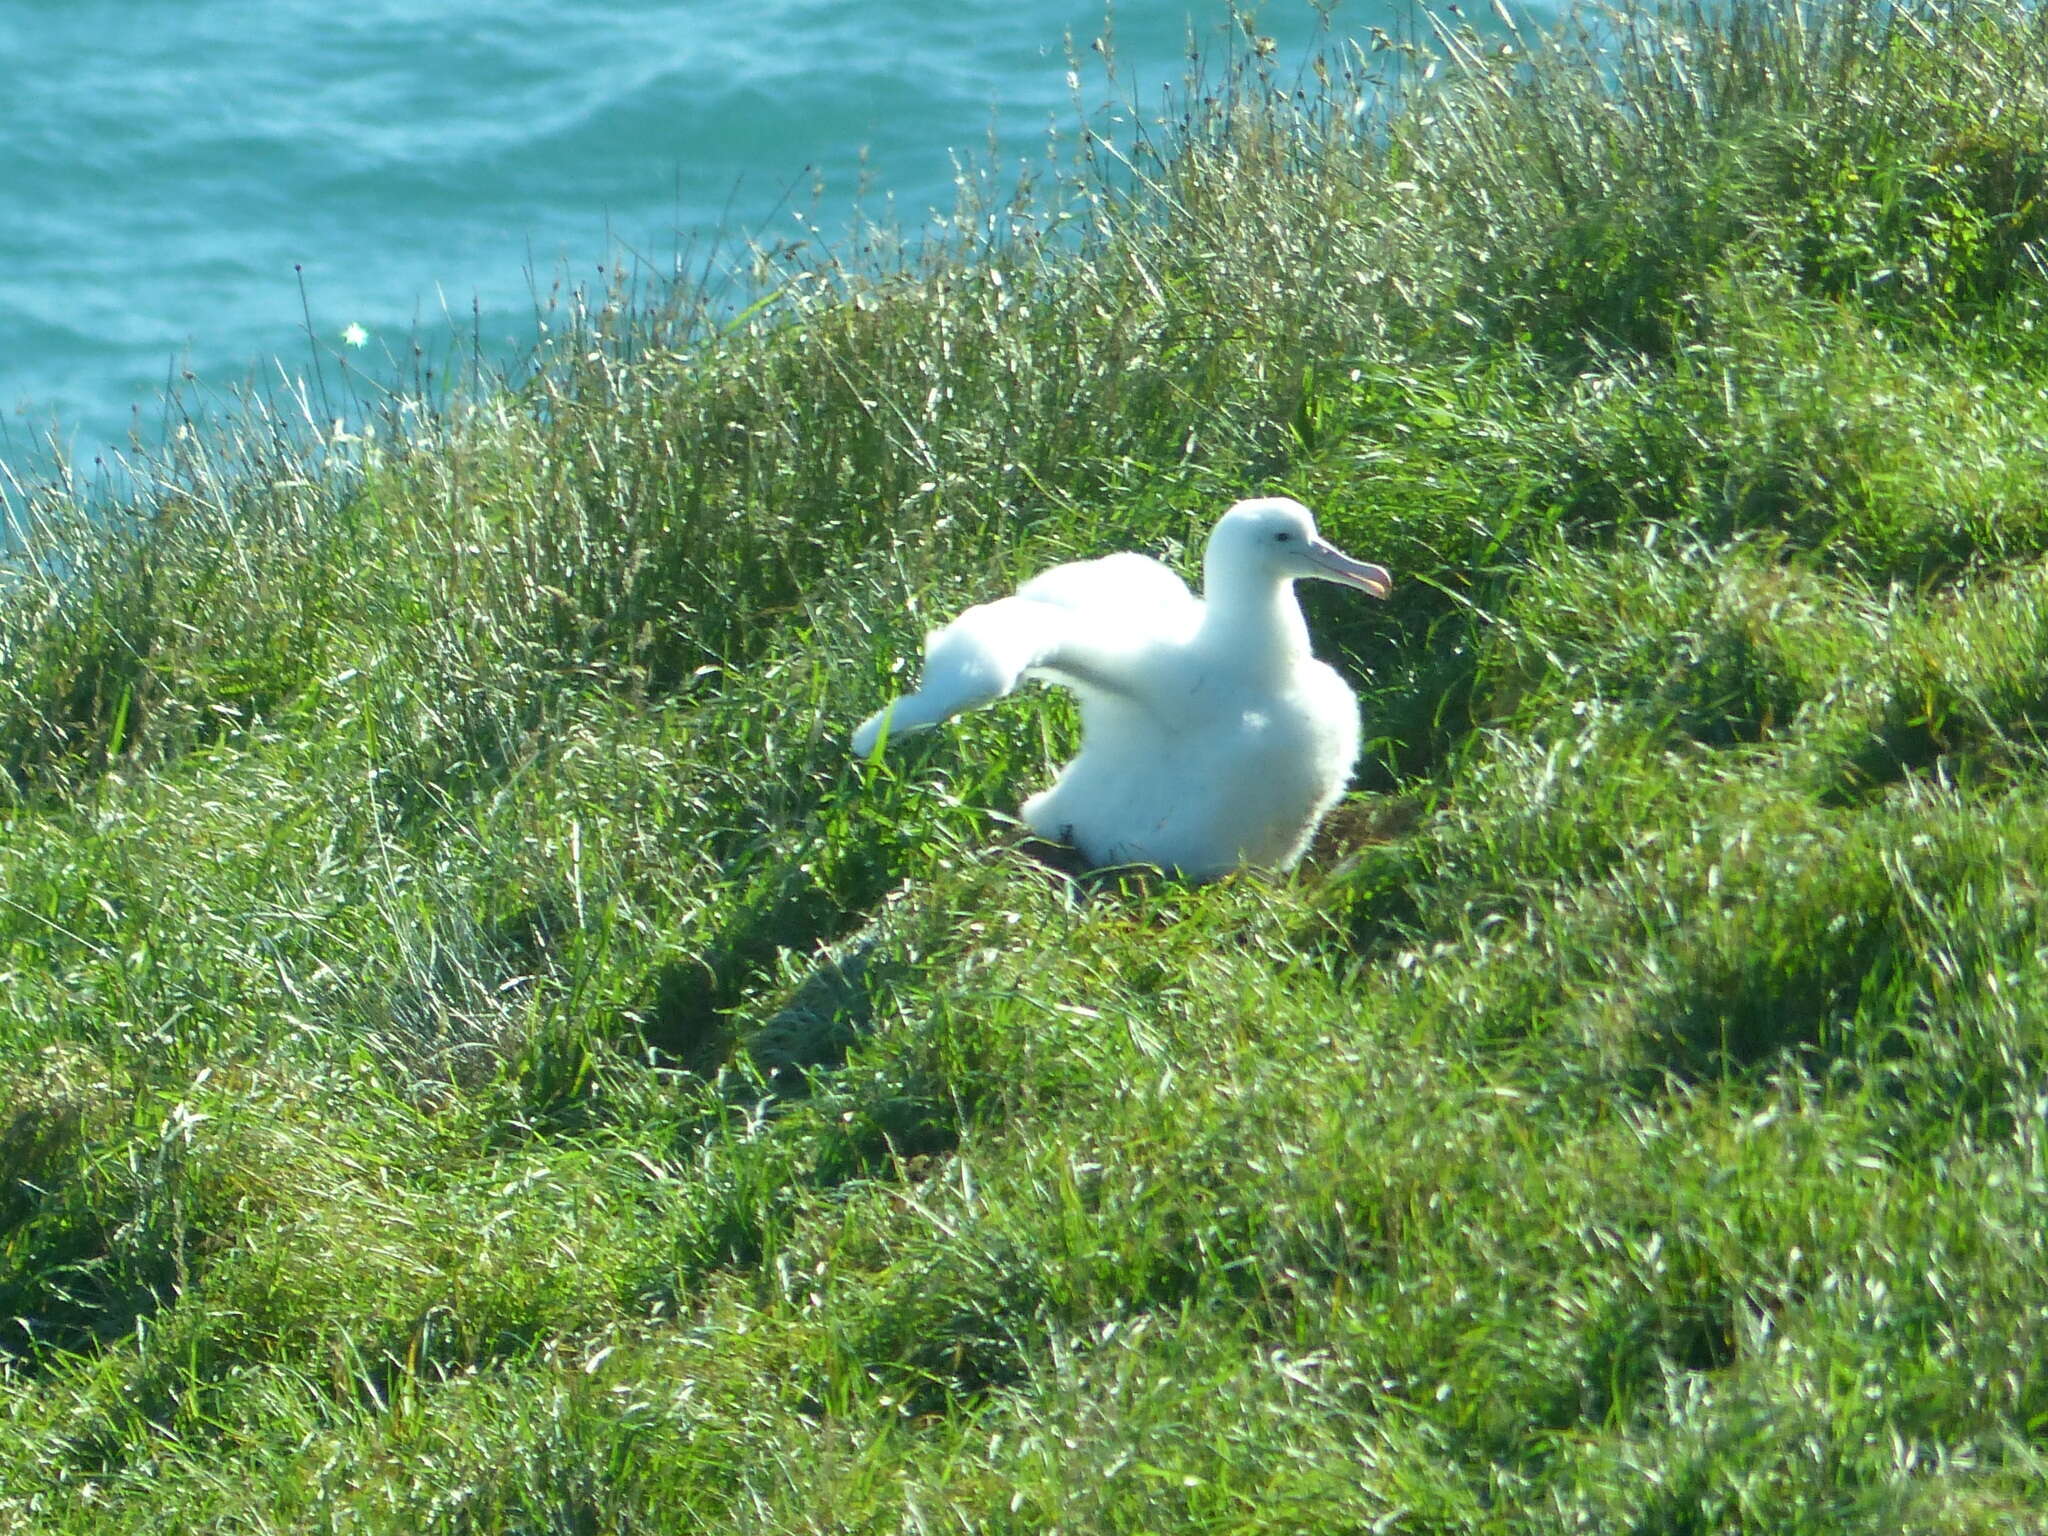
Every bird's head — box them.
[1205,497,1392,598]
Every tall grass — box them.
[6,0,2048,1529]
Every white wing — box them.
[851,551,1200,755]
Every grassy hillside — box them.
[6,1,2048,1528]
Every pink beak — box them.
[1305,536,1393,598]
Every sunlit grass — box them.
[5,0,2048,1529]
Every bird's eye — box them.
[1274,531,1292,543]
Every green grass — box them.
[7,0,2048,1528]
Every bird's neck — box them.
[1198,564,1312,673]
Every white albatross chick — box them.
[851,497,1392,880]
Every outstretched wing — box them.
[851,552,1199,755]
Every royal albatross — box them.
[852,496,1391,880]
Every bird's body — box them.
[852,498,1391,880]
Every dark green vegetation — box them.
[7,1,2048,1528]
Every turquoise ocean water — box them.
[0,1,1472,468]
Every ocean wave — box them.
[0,0,1421,461]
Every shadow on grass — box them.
[1630,920,1900,1089]
[0,1095,189,1375]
